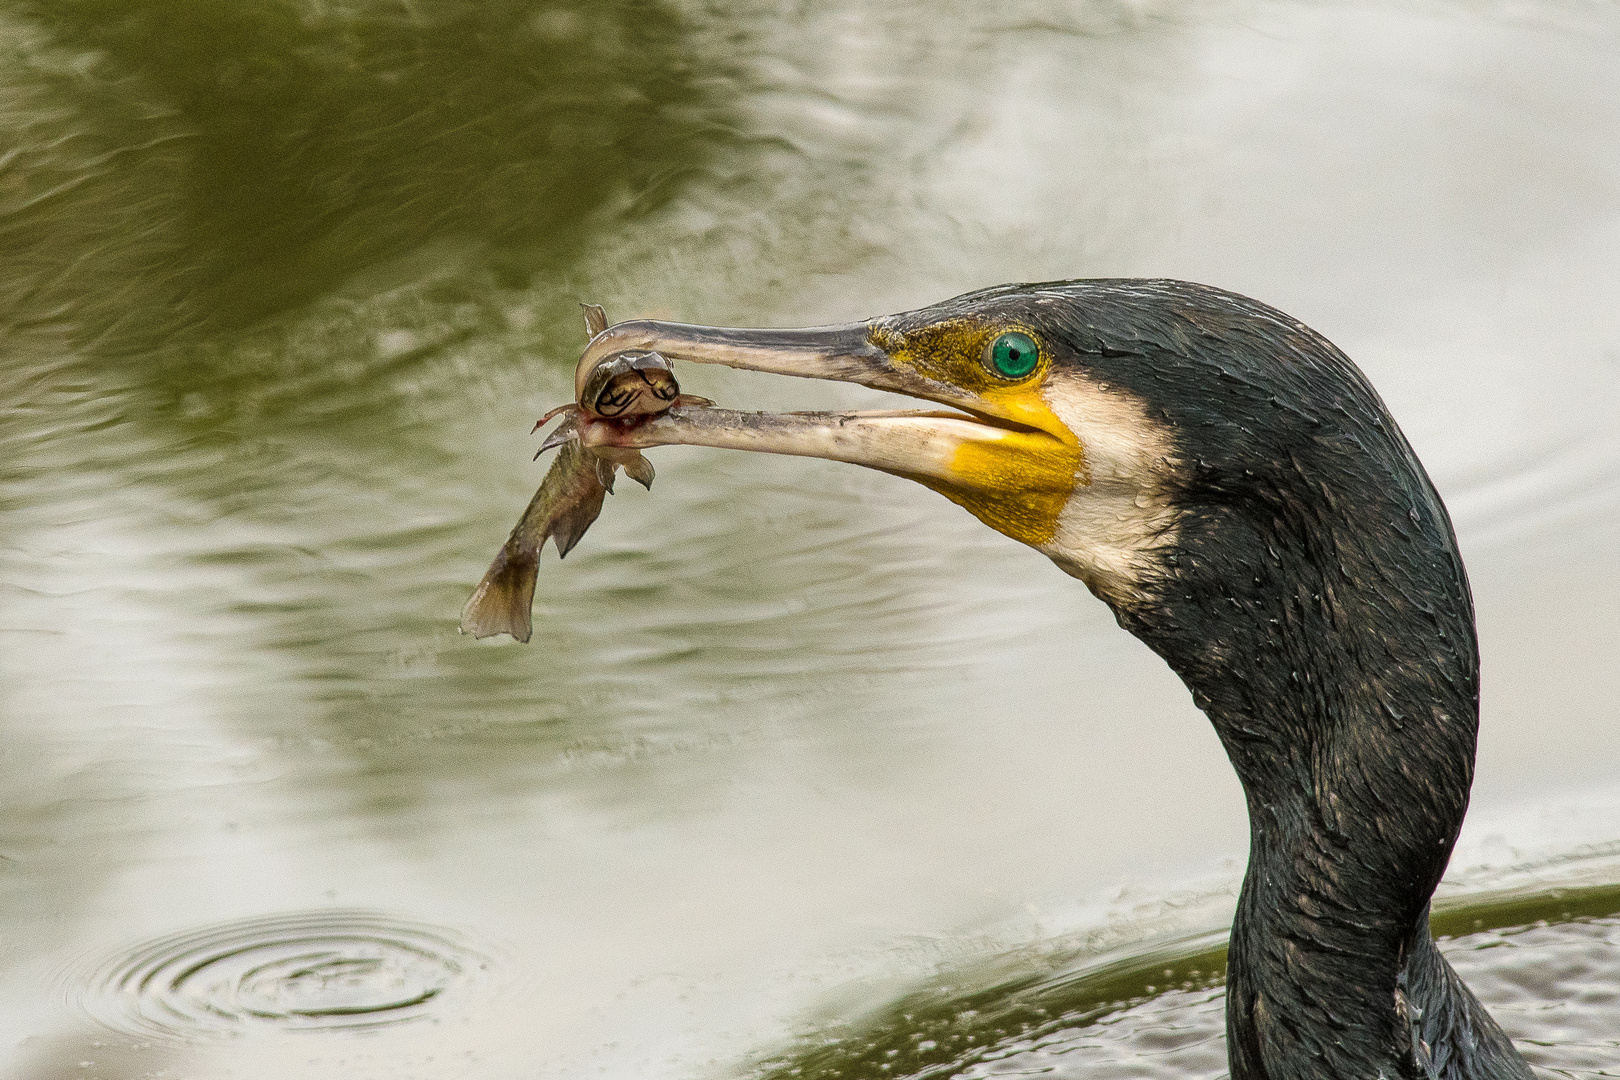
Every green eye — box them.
[987,331,1039,379]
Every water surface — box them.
[2,1,1618,1077]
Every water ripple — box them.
[756,880,1620,1080]
[78,910,489,1039]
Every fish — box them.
[458,433,609,643]
[458,304,706,643]
[573,340,682,492]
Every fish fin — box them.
[537,422,580,458]
[533,402,580,434]
[460,542,540,643]
[553,481,608,559]
[595,454,617,493]
[537,411,583,458]
[623,452,655,490]
[582,303,608,338]
[673,394,715,408]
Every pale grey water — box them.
[1,1,1618,1078]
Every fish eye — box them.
[985,331,1039,380]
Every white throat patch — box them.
[1036,372,1182,607]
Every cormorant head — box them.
[574,280,1224,610]
[577,279,1463,619]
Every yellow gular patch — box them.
[920,429,1082,547]
[872,318,1088,547]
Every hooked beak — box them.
[576,320,954,408]
[571,319,1084,548]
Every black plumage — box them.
[887,280,1532,1079]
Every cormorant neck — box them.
[1213,668,1474,1079]
[1104,466,1528,1078]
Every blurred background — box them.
[1,1,1617,1076]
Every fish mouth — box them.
[567,319,1076,500]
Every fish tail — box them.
[459,542,540,642]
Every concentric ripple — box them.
[80,910,490,1038]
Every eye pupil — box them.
[988,332,1039,378]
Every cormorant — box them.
[573,280,1533,1080]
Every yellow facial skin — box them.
[870,318,1087,547]
[570,311,1091,552]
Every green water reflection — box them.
[9,0,713,339]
